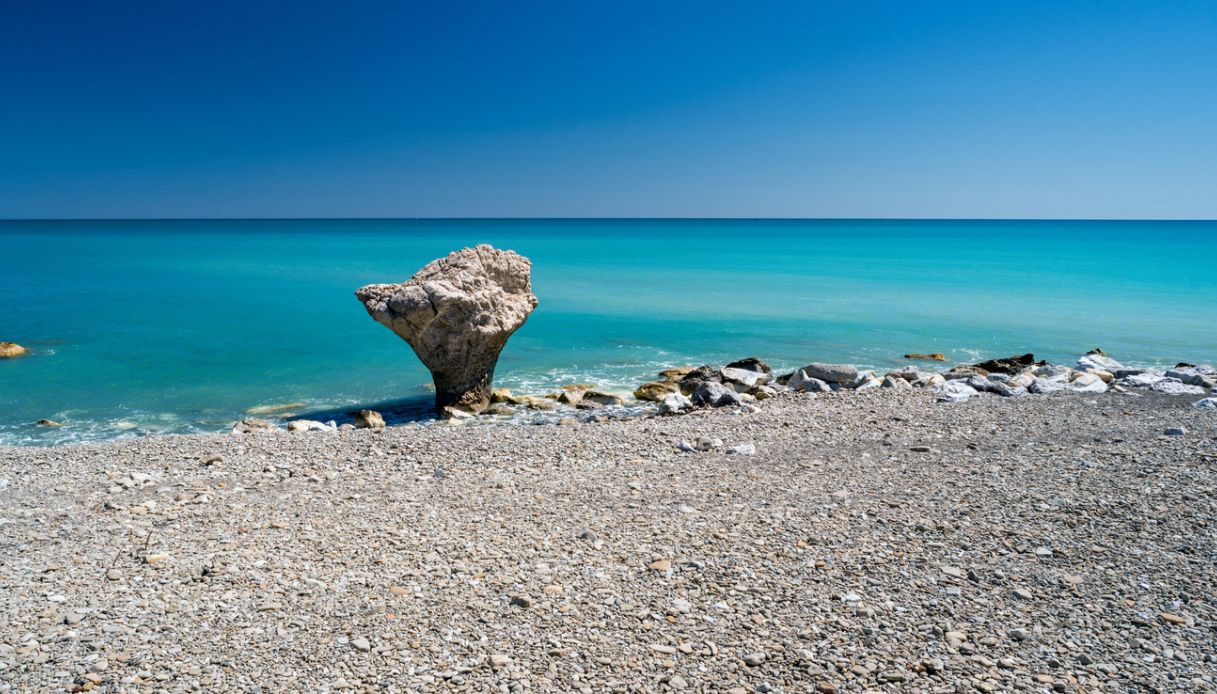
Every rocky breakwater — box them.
[355,245,538,417]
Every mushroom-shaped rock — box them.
[355,245,538,416]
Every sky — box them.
[1,0,1215,219]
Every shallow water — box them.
[2,218,1215,445]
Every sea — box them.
[2,218,1214,446]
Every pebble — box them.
[743,652,767,666]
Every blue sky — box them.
[2,1,1215,218]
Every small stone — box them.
[668,675,688,689]
[104,569,121,581]
[1009,628,1028,641]
[489,654,510,670]
[1012,588,1033,600]
[351,637,371,652]
[144,553,170,565]
[817,683,838,694]
[909,445,932,452]
[1164,427,1186,436]
[743,652,767,666]
[509,595,532,608]
[648,559,672,573]
[878,671,907,683]
[1160,612,1187,625]
[650,644,677,654]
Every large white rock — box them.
[1194,397,1217,409]
[356,245,538,417]
[1068,372,1108,393]
[934,381,979,403]
[1076,353,1124,373]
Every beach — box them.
[2,388,1214,692]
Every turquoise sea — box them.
[2,219,1215,446]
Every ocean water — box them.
[1,218,1214,446]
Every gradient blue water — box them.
[2,219,1214,445]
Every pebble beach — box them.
[2,388,1214,693]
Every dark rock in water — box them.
[904,353,946,361]
[1087,347,1108,356]
[724,357,772,374]
[355,245,538,417]
[691,381,741,408]
[36,418,63,427]
[973,353,1039,375]
[1175,362,1196,368]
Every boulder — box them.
[1115,371,1166,388]
[796,363,858,385]
[720,366,771,388]
[1194,397,1217,409]
[691,381,741,408]
[658,366,696,380]
[354,409,385,429]
[881,375,912,390]
[355,245,538,417]
[1029,378,1068,395]
[287,419,333,432]
[788,370,831,392]
[989,381,1028,397]
[1068,372,1108,393]
[911,373,946,388]
[1166,365,1217,386]
[657,393,694,415]
[580,390,626,407]
[887,366,924,381]
[634,380,680,402]
[903,353,946,361]
[0,342,28,358]
[854,378,882,391]
[973,353,1038,375]
[1076,352,1124,373]
[934,381,979,403]
[751,385,777,400]
[1151,379,1206,396]
[724,357,772,374]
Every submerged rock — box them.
[903,353,946,361]
[0,342,28,358]
[355,245,538,417]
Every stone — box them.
[354,409,385,429]
[351,637,371,652]
[1160,612,1187,625]
[355,245,538,416]
[244,402,306,415]
[667,675,688,689]
[1193,397,1217,409]
[720,366,770,388]
[580,390,626,406]
[634,380,680,402]
[796,362,858,385]
[912,373,946,388]
[743,652,767,667]
[1167,365,1217,386]
[657,393,694,415]
[788,370,831,393]
[934,381,979,403]
[287,419,331,432]
[974,353,1037,374]
[904,353,946,361]
[881,375,912,389]
[36,419,63,427]
[724,357,772,373]
[1029,377,1069,395]
[1068,372,1108,393]
[648,559,672,572]
[1076,352,1124,373]
[232,417,276,434]
[1151,379,1206,395]
[659,366,695,380]
[989,381,1028,397]
[1163,427,1186,436]
[691,381,741,408]
[0,342,28,358]
[726,443,756,455]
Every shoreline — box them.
[1,390,1214,691]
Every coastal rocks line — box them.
[230,349,1215,435]
[355,245,538,418]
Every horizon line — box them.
[2,216,1216,223]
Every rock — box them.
[657,393,694,415]
[796,363,858,385]
[36,419,63,427]
[720,366,770,388]
[1030,377,1069,395]
[1088,369,1115,383]
[1068,372,1108,393]
[1160,612,1188,625]
[1076,352,1124,373]
[580,390,626,407]
[726,443,756,455]
[1167,365,1217,386]
[524,397,558,411]
[659,366,695,380]
[648,559,672,572]
[0,342,28,358]
[490,388,530,405]
[354,410,385,429]
[788,370,831,393]
[1164,427,1186,436]
[743,652,767,667]
[1194,397,1217,409]
[634,380,680,402]
[974,353,1037,375]
[751,385,776,399]
[668,675,688,689]
[1151,379,1206,395]
[934,381,979,403]
[678,365,721,394]
[912,373,945,388]
[287,419,332,432]
[904,353,946,361]
[724,357,772,374]
[881,375,912,389]
[232,417,277,434]
[989,381,1028,397]
[351,637,371,652]
[485,404,514,416]
[1116,371,1166,388]
[354,245,538,416]
[691,381,741,408]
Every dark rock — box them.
[724,357,772,374]
[973,353,1039,375]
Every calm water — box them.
[2,219,1215,445]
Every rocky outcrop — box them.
[355,245,538,417]
[0,342,28,358]
[974,353,1039,375]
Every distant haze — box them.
[2,1,1215,219]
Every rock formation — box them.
[0,342,28,358]
[355,245,538,416]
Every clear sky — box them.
[2,1,1215,219]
